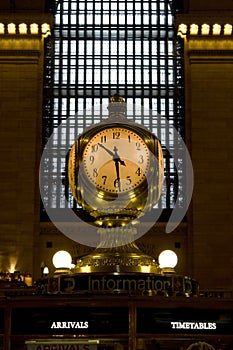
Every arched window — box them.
[41,0,185,220]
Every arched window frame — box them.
[41,0,185,221]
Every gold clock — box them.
[82,126,150,194]
[68,94,164,227]
[68,120,164,227]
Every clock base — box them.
[73,228,160,274]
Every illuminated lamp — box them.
[158,249,178,274]
[19,23,27,34]
[52,250,72,275]
[224,24,232,35]
[0,23,5,34]
[190,24,198,35]
[43,266,49,276]
[41,23,51,38]
[178,23,187,38]
[201,24,210,35]
[212,24,221,35]
[7,23,16,34]
[30,23,39,35]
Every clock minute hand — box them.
[98,143,114,157]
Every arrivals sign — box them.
[25,341,97,350]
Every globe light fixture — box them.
[158,249,178,274]
[52,250,72,275]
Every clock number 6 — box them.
[114,178,120,189]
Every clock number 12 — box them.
[113,132,120,139]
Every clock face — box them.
[82,127,150,194]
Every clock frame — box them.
[68,120,164,227]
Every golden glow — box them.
[140,266,151,273]
[19,23,27,34]
[213,24,221,35]
[81,266,91,273]
[177,23,233,37]
[9,264,15,274]
[0,23,4,34]
[8,256,17,273]
[24,275,33,286]
[190,24,199,35]
[30,23,39,35]
[97,191,104,199]
[224,24,232,35]
[0,22,51,37]
[178,23,187,38]
[41,23,51,38]
[7,23,16,34]
[201,23,210,35]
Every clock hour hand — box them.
[113,146,126,166]
[113,146,126,192]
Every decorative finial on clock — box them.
[109,93,125,103]
[108,94,126,119]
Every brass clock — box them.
[68,99,164,227]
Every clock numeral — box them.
[113,132,120,139]
[136,142,141,150]
[91,144,98,153]
[136,168,142,176]
[100,135,107,143]
[138,155,144,164]
[102,175,107,185]
[126,176,132,185]
[114,178,120,188]
[128,135,131,142]
[93,168,98,177]
[89,155,94,164]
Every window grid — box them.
[41,0,185,218]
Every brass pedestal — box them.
[73,226,160,274]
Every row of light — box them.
[50,249,178,273]
[178,23,233,38]
[0,22,51,37]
